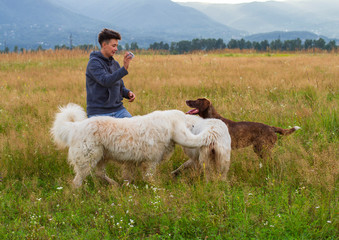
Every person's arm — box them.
[121,81,135,102]
[87,59,128,87]
[121,80,130,98]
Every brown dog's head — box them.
[185,98,211,117]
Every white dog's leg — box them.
[73,173,85,188]
[72,164,92,188]
[121,162,139,183]
[218,160,231,181]
[69,144,104,188]
[217,149,231,181]
[143,162,158,183]
[70,153,92,188]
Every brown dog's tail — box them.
[273,126,301,136]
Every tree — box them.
[293,38,302,51]
[227,39,238,49]
[254,42,262,51]
[245,41,252,49]
[130,42,139,50]
[326,40,337,51]
[149,41,169,50]
[170,42,177,54]
[270,39,282,50]
[36,45,44,51]
[216,38,226,49]
[176,40,191,53]
[238,38,246,50]
[260,40,269,51]
[191,38,202,50]
[314,38,326,49]
[304,39,313,50]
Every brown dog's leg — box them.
[95,160,119,186]
[253,143,272,161]
[171,159,197,177]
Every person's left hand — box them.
[123,52,133,70]
[128,91,136,102]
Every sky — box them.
[172,0,288,3]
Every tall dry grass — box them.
[0,50,338,188]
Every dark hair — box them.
[98,28,121,46]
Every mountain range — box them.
[0,0,337,50]
[180,0,339,39]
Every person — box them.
[86,28,135,118]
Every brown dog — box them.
[186,98,300,160]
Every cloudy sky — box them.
[172,0,296,3]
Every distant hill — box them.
[0,0,337,51]
[50,0,244,45]
[180,0,339,39]
[0,0,244,50]
[243,31,331,42]
[0,0,121,50]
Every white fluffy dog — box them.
[51,103,215,188]
[172,115,232,181]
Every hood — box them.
[89,51,113,62]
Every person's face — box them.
[101,39,119,58]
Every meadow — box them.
[0,49,338,239]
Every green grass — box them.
[0,175,337,239]
[0,51,338,239]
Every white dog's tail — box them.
[50,103,87,149]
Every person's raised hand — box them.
[123,51,134,70]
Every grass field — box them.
[0,50,338,239]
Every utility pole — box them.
[4,40,8,53]
[69,34,73,50]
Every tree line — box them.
[1,38,337,53]
[148,38,338,53]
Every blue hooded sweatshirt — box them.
[86,51,130,116]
